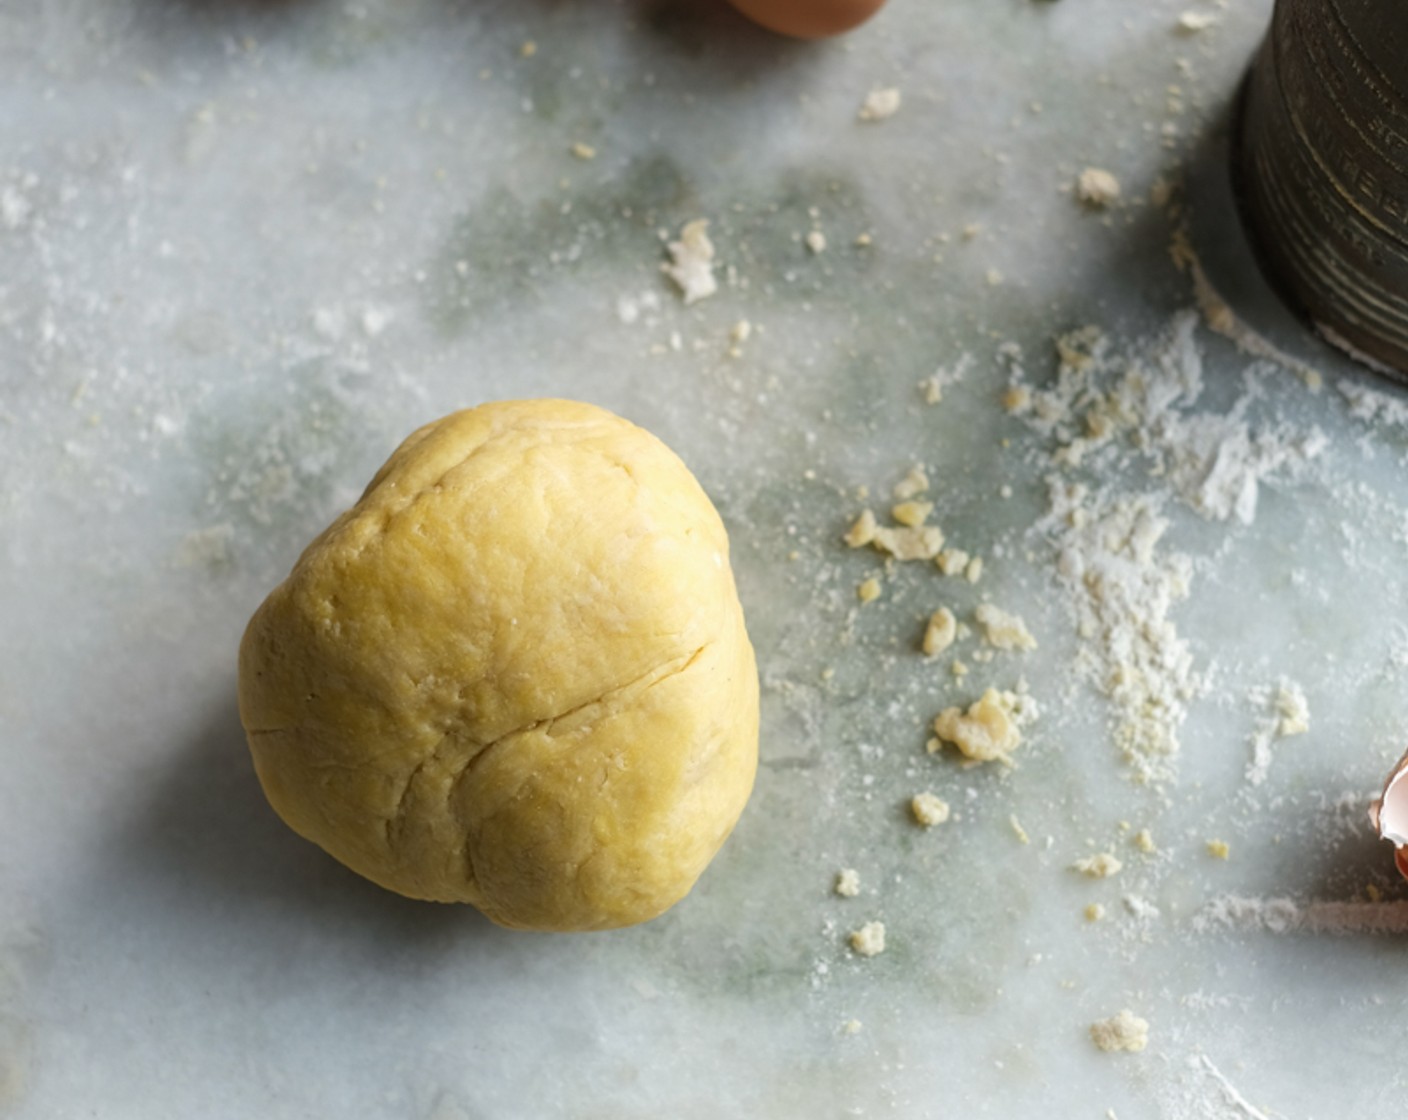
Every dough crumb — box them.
[835,868,861,897]
[974,603,1038,652]
[893,465,930,500]
[727,319,752,358]
[1002,385,1031,413]
[1275,683,1310,737]
[570,142,597,161]
[891,500,933,527]
[1206,838,1230,860]
[872,524,946,561]
[519,39,537,57]
[1073,852,1123,879]
[663,219,718,304]
[1176,11,1218,32]
[805,230,828,254]
[930,687,1026,764]
[1090,1010,1150,1053]
[842,1019,863,1035]
[965,556,984,583]
[175,523,235,568]
[1132,828,1157,854]
[844,509,878,548]
[858,88,902,122]
[849,921,887,957]
[910,792,951,827]
[1085,902,1106,922]
[922,608,958,656]
[844,918,878,952]
[1010,815,1031,845]
[857,577,882,603]
[1076,168,1122,208]
[936,548,970,577]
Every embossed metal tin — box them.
[1233,0,1408,377]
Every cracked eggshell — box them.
[238,399,760,932]
[1369,747,1408,881]
[724,0,887,39]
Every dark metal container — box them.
[1233,0,1408,377]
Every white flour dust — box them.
[1008,312,1324,781]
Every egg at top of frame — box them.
[724,0,888,39]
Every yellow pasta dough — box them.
[237,400,759,932]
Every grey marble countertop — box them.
[6,1,1408,1117]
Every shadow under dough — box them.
[118,688,499,950]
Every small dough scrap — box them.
[936,547,970,576]
[893,466,929,500]
[849,921,886,956]
[930,687,1024,764]
[910,792,951,827]
[1073,853,1123,879]
[1077,168,1122,208]
[835,868,861,897]
[872,524,945,561]
[1275,683,1310,737]
[238,400,759,932]
[974,603,1038,651]
[844,509,878,548]
[663,219,718,304]
[858,88,901,122]
[1090,1010,1149,1053]
[891,500,933,527]
[922,608,957,656]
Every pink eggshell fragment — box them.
[1369,748,1408,882]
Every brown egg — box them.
[724,0,888,39]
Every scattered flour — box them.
[1337,378,1408,428]
[1013,311,1325,781]
[1193,894,1408,935]
[0,182,33,231]
[1245,680,1310,786]
[918,353,974,404]
[1152,1055,1278,1120]
[1170,228,1324,391]
[174,523,234,568]
[616,289,663,326]
[1040,483,1196,782]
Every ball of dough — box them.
[237,400,759,932]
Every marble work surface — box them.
[4,0,1408,1116]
